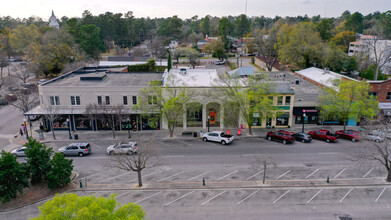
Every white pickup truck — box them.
[202,131,234,145]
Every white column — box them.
[183,108,187,129]
[220,106,224,129]
[202,103,207,129]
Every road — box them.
[3,137,390,220]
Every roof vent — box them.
[323,68,330,74]
[179,68,187,75]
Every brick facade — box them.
[369,80,391,102]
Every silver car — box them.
[365,132,385,143]
[107,142,137,155]
[58,143,91,157]
[11,147,28,157]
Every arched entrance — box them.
[206,102,221,127]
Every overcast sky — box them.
[2,0,390,20]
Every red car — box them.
[335,130,360,142]
[308,130,338,143]
[266,130,295,145]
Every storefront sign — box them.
[253,113,260,117]
[379,103,391,109]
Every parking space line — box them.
[99,173,129,182]
[176,140,190,146]
[339,188,354,203]
[273,190,290,204]
[217,170,238,180]
[305,169,319,179]
[134,191,162,204]
[375,187,387,202]
[246,170,264,180]
[78,172,100,181]
[157,171,185,182]
[187,171,211,181]
[115,191,132,199]
[90,143,103,149]
[307,189,324,204]
[237,189,260,205]
[363,168,374,178]
[333,168,346,179]
[164,190,195,206]
[201,190,227,206]
[154,140,171,147]
[276,169,292,180]
[129,172,156,182]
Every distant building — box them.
[48,10,60,29]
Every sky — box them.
[1,0,390,20]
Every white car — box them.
[107,142,137,155]
[202,131,234,145]
[365,132,385,143]
[11,147,28,157]
[214,60,225,65]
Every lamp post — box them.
[66,118,72,139]
[127,117,131,138]
[302,111,307,133]
[207,115,210,132]
[23,118,29,139]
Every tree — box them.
[323,43,346,72]
[167,50,172,71]
[25,139,53,185]
[362,37,391,80]
[317,18,334,41]
[171,48,184,64]
[344,12,364,33]
[200,16,210,36]
[32,193,145,220]
[9,24,40,54]
[10,89,39,113]
[251,156,275,184]
[135,80,193,137]
[168,16,183,39]
[234,14,251,39]
[331,31,356,52]
[46,153,73,189]
[107,138,162,187]
[202,38,226,60]
[342,56,358,73]
[183,47,199,67]
[379,11,391,39]
[320,80,378,131]
[218,17,233,50]
[360,64,387,80]
[0,150,29,203]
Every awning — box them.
[24,106,149,116]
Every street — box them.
[2,135,391,220]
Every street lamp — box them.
[207,116,210,132]
[127,117,131,138]
[23,118,29,139]
[302,112,307,133]
[66,118,72,139]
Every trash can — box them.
[74,134,79,140]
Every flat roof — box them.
[43,71,163,88]
[163,68,220,87]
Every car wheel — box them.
[267,136,272,141]
[301,139,305,143]
[127,151,134,155]
[375,139,380,143]
[203,137,208,142]
[282,140,287,145]
[78,152,84,157]
[109,151,115,155]
[326,139,331,143]
[351,138,356,142]
[221,140,226,145]
[336,134,340,138]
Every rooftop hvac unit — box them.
[179,68,187,75]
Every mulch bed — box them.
[0,182,77,211]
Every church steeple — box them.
[48,10,60,29]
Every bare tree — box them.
[149,38,166,65]
[0,53,9,85]
[131,47,148,57]
[251,156,276,184]
[106,138,163,187]
[252,28,279,71]
[349,119,391,182]
[41,99,62,140]
[13,63,34,86]
[362,37,391,80]
[85,103,125,139]
[10,90,39,113]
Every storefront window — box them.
[252,113,261,126]
[276,113,289,126]
[75,116,91,130]
[277,96,283,105]
[52,116,69,129]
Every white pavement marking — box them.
[307,189,324,204]
[99,173,129,182]
[242,154,264,156]
[318,152,338,155]
[115,191,132,199]
[129,172,156,182]
[275,169,292,180]
[154,140,171,147]
[201,190,227,206]
[246,170,264,180]
[363,168,374,178]
[237,189,260,205]
[135,191,162,204]
[90,143,103,149]
[164,191,195,206]
[273,190,290,204]
[187,171,211,181]
[79,172,100,181]
[375,187,387,202]
[157,171,185,182]
[305,169,319,179]
[217,170,238,180]
[333,168,346,179]
[339,188,354,203]
[164,155,185,158]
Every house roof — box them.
[227,67,255,77]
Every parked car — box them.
[202,131,234,145]
[308,130,337,143]
[58,143,91,157]
[107,142,137,155]
[293,132,312,143]
[335,130,360,142]
[365,132,385,143]
[6,93,17,102]
[266,130,295,145]
[0,98,8,105]
[11,146,28,157]
[214,60,225,65]
[8,85,19,92]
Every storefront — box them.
[293,107,319,124]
